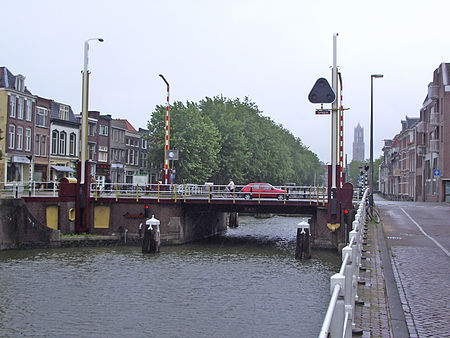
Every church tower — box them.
[352,123,365,162]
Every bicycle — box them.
[366,194,381,223]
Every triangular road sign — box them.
[308,78,336,104]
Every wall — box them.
[0,198,60,250]
[23,198,228,245]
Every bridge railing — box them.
[90,183,328,203]
[0,181,329,204]
[319,188,369,338]
[0,181,60,198]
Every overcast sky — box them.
[2,0,449,163]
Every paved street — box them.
[377,196,450,337]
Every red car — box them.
[240,183,288,200]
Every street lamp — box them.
[81,38,103,185]
[370,74,383,205]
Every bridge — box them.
[3,174,355,251]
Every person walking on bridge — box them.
[227,179,235,193]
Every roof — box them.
[0,66,33,94]
[401,116,419,131]
[50,100,79,124]
[116,119,137,132]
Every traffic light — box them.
[144,204,150,218]
[343,208,353,229]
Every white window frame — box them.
[60,105,69,120]
[10,96,16,117]
[59,131,67,155]
[16,126,23,150]
[9,124,15,149]
[36,107,48,127]
[99,125,109,136]
[17,97,24,120]
[26,100,32,121]
[69,133,76,156]
[98,150,108,162]
[51,130,58,155]
[25,128,32,151]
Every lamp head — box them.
[371,74,384,78]
[98,38,104,42]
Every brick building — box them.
[381,63,450,202]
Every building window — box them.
[69,133,76,156]
[99,125,109,136]
[36,107,48,127]
[59,105,69,120]
[142,138,148,149]
[25,128,32,151]
[17,98,24,119]
[35,134,41,156]
[16,77,24,91]
[98,150,108,162]
[51,130,58,155]
[9,124,15,149]
[25,100,32,121]
[10,96,16,117]
[88,123,96,136]
[59,131,67,155]
[88,144,96,160]
[41,135,47,156]
[16,126,23,150]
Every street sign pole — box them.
[331,33,338,192]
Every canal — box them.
[0,215,340,337]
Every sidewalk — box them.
[353,216,409,337]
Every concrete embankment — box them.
[0,198,60,250]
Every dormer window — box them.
[15,75,25,92]
[59,105,69,120]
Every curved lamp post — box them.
[370,74,383,205]
[81,37,103,185]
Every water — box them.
[0,215,340,338]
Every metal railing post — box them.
[329,273,345,336]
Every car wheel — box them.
[277,194,284,201]
[244,194,251,200]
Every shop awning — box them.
[51,165,75,173]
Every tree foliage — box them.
[348,156,383,188]
[147,96,324,185]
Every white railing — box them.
[0,181,60,198]
[319,188,369,338]
[1,181,329,204]
[91,183,328,204]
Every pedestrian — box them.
[227,179,235,192]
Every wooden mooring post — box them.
[296,221,311,259]
[142,215,161,253]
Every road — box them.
[376,196,450,337]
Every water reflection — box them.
[0,215,339,338]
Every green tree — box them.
[147,96,324,186]
[147,101,221,184]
